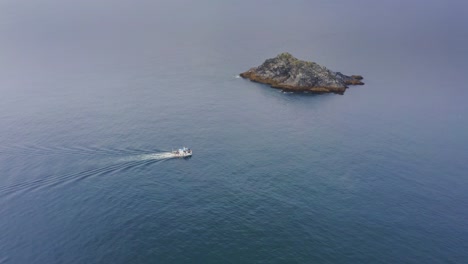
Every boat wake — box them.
[118,152,177,162]
[0,150,184,199]
[0,144,160,157]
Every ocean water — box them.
[1,0,468,263]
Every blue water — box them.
[1,0,468,263]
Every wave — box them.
[0,151,176,199]
[117,152,175,162]
[0,144,162,157]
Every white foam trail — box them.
[119,152,174,162]
[0,152,179,198]
[235,75,241,78]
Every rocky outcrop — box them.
[240,53,364,94]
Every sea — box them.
[1,0,467,263]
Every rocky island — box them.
[240,53,364,94]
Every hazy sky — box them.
[1,0,467,90]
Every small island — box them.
[240,53,364,94]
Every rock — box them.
[240,53,364,94]
[351,75,364,80]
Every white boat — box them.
[171,147,192,158]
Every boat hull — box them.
[171,153,192,158]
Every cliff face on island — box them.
[240,53,364,94]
